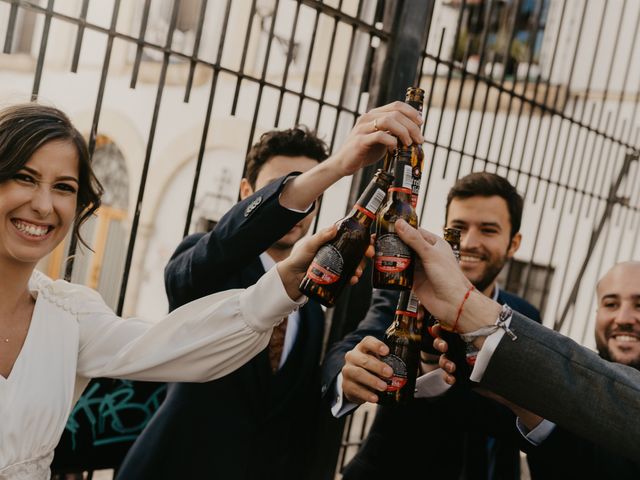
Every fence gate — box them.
[2,0,640,478]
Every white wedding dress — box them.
[0,267,300,479]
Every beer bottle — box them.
[439,227,476,383]
[404,87,425,209]
[378,290,422,406]
[373,149,418,290]
[299,169,393,308]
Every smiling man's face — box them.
[595,262,640,370]
[445,195,521,296]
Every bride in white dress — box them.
[0,104,346,479]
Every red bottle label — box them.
[381,354,408,392]
[306,245,343,284]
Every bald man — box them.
[509,261,640,478]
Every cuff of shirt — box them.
[414,368,452,398]
[331,372,359,418]
[240,267,307,332]
[469,314,512,383]
[279,174,315,213]
[516,417,557,446]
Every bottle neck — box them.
[394,291,420,330]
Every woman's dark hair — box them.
[0,103,103,247]
[244,126,329,188]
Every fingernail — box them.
[396,219,406,232]
[383,366,393,377]
[378,381,388,391]
[417,115,423,124]
[370,395,378,403]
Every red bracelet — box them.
[452,285,475,333]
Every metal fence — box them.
[2,0,640,478]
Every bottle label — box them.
[306,244,343,285]
[402,164,413,189]
[395,292,419,317]
[381,354,408,392]
[411,164,421,208]
[364,188,386,214]
[375,234,412,273]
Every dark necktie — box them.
[268,317,288,373]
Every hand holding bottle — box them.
[394,220,501,333]
[277,226,373,301]
[330,101,424,177]
[341,336,393,404]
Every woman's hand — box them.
[277,226,373,300]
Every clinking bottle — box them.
[378,289,422,406]
[299,169,393,307]
[372,149,418,290]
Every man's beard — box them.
[596,328,640,371]
[469,256,507,293]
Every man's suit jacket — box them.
[322,288,540,480]
[480,312,640,463]
[117,176,326,480]
[525,424,640,479]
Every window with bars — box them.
[497,258,554,316]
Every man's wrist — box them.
[457,292,501,349]
[276,260,304,301]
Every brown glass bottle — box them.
[439,227,474,383]
[404,87,425,209]
[299,169,393,307]
[373,149,418,290]
[378,290,422,406]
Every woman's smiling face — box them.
[0,140,79,268]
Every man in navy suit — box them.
[322,172,540,479]
[117,102,424,480]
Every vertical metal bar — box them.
[117,0,181,314]
[31,0,55,101]
[274,0,303,127]
[242,0,281,165]
[512,0,567,188]
[453,0,497,180]
[328,1,364,150]
[435,0,466,179]
[500,0,545,174]
[70,0,90,73]
[295,6,322,125]
[478,0,522,172]
[182,0,233,237]
[130,0,152,89]
[65,0,122,281]
[230,0,258,116]
[313,0,343,133]
[418,29,446,221]
[184,0,208,102]
[3,0,18,54]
